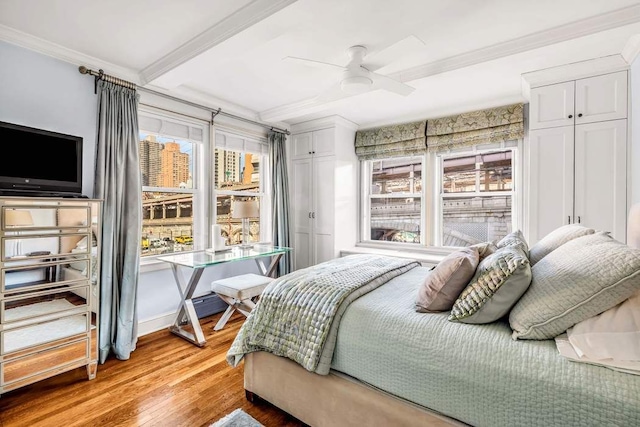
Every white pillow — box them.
[566,291,640,362]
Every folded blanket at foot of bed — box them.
[227,254,420,374]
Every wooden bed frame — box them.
[244,204,640,427]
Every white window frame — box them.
[435,144,520,247]
[361,155,427,246]
[212,130,271,245]
[358,140,523,249]
[138,109,208,263]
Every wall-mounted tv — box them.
[0,121,82,196]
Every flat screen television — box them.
[0,121,83,196]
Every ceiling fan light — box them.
[341,76,372,94]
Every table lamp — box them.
[5,209,34,256]
[231,200,258,248]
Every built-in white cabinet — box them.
[526,69,628,245]
[289,118,358,270]
[291,128,335,160]
[529,71,628,130]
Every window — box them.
[365,156,424,244]
[440,149,514,246]
[213,141,267,246]
[139,131,198,257]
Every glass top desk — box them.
[158,245,291,346]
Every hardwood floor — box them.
[0,313,304,427]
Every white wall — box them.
[0,41,97,196]
[631,58,640,206]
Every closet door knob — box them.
[308,212,312,218]
[312,212,315,219]
[578,113,583,117]
[568,114,573,119]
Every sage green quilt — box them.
[331,267,640,427]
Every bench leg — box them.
[214,305,236,331]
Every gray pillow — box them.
[449,245,532,324]
[416,247,480,313]
[529,224,595,266]
[497,230,529,255]
[509,232,640,340]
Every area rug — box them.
[210,409,263,427]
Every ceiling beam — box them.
[260,3,640,123]
[139,0,298,85]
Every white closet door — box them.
[292,158,313,270]
[291,132,313,160]
[312,128,335,157]
[574,119,627,242]
[527,126,575,245]
[312,156,335,264]
[575,71,627,125]
[529,81,575,130]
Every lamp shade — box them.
[628,203,640,249]
[231,200,259,219]
[5,209,33,227]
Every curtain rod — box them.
[78,66,290,135]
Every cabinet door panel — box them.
[574,120,627,242]
[291,132,312,160]
[312,157,335,263]
[312,128,335,157]
[575,71,627,125]
[292,159,312,270]
[529,82,575,130]
[527,126,574,245]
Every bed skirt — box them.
[244,352,465,427]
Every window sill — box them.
[341,243,456,266]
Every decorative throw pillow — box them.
[529,224,595,266]
[509,232,640,340]
[496,230,529,255]
[449,245,532,324]
[469,241,498,261]
[416,247,479,312]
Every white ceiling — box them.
[1,0,640,128]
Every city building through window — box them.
[214,148,263,245]
[140,133,196,257]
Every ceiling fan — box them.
[284,44,416,102]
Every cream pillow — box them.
[566,291,640,361]
[469,241,498,261]
[529,224,595,266]
[496,230,529,255]
[415,247,479,313]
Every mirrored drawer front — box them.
[1,232,90,264]
[2,259,90,294]
[1,312,89,355]
[1,206,90,232]
[1,338,88,385]
[2,285,89,324]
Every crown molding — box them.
[622,34,640,64]
[260,4,640,123]
[139,0,297,85]
[290,115,359,133]
[0,24,140,83]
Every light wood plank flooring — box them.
[0,313,303,427]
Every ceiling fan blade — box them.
[364,35,426,72]
[283,56,345,71]
[371,73,415,96]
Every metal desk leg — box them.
[168,264,207,347]
[255,253,284,278]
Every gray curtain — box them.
[94,80,142,363]
[269,131,291,275]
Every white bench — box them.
[211,273,274,331]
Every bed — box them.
[239,211,640,427]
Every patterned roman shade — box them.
[355,120,427,160]
[426,103,524,152]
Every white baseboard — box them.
[137,311,176,337]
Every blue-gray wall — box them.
[0,41,97,196]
